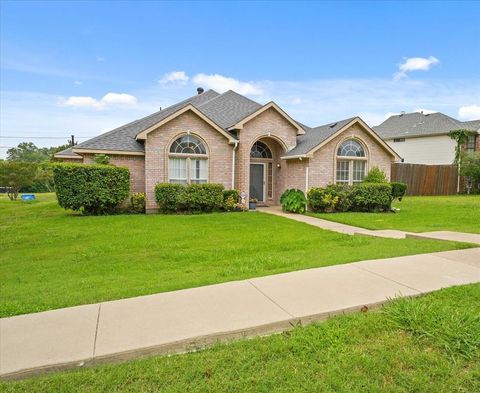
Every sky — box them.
[1,0,479,157]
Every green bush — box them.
[0,161,38,200]
[280,189,307,213]
[93,154,110,165]
[155,183,185,213]
[308,184,354,212]
[390,182,407,203]
[350,183,392,212]
[52,163,130,215]
[363,166,388,183]
[223,189,240,203]
[178,183,224,213]
[130,192,146,214]
[155,183,225,213]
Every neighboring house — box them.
[55,89,400,212]
[374,112,480,165]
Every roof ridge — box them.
[311,116,357,131]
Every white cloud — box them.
[458,104,480,120]
[61,92,137,109]
[192,73,263,95]
[158,71,189,84]
[74,80,82,86]
[394,56,439,80]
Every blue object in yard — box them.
[21,194,36,201]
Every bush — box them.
[308,184,354,212]
[280,189,307,213]
[155,183,225,213]
[363,166,388,183]
[52,163,130,215]
[178,183,224,213]
[350,183,392,212]
[130,192,145,214]
[390,182,407,203]
[155,183,185,213]
[223,189,240,203]
[93,154,110,165]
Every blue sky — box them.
[1,1,479,156]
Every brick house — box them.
[55,89,400,212]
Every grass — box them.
[308,195,480,233]
[0,193,472,317]
[3,283,479,392]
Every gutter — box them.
[231,141,239,189]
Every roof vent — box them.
[197,87,204,95]
[329,122,337,128]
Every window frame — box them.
[466,135,477,153]
[335,138,368,185]
[168,133,209,184]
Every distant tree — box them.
[0,161,38,200]
[461,152,480,185]
[7,142,72,163]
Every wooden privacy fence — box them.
[391,163,458,196]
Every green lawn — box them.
[308,195,480,233]
[0,193,472,317]
[3,283,479,392]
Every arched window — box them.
[250,141,272,159]
[168,134,208,184]
[336,139,367,185]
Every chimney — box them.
[197,87,204,95]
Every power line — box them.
[0,136,95,139]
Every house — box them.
[374,112,480,165]
[55,89,400,212]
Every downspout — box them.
[231,141,239,189]
[305,166,309,212]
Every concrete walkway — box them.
[259,206,480,244]
[1,248,479,380]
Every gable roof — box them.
[373,112,480,140]
[283,117,399,159]
[462,119,480,131]
[73,89,220,154]
[53,147,83,159]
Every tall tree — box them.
[7,142,72,163]
[0,161,38,200]
[448,129,477,192]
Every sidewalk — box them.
[1,248,479,380]
[259,206,480,243]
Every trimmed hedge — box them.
[52,163,130,215]
[391,182,407,202]
[308,183,400,213]
[155,183,225,213]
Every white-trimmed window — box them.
[168,134,208,184]
[336,139,367,185]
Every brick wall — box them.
[83,154,146,193]
[145,110,233,211]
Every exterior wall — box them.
[308,123,394,188]
[236,107,299,204]
[385,135,456,165]
[83,154,146,193]
[145,110,233,211]
[55,157,83,163]
[285,158,309,192]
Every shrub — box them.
[52,163,130,215]
[93,154,110,165]
[461,152,480,184]
[307,187,338,212]
[350,183,392,212]
[130,192,146,214]
[390,182,407,203]
[224,195,237,211]
[178,183,224,213]
[155,183,225,213]
[280,189,307,213]
[223,189,240,203]
[363,166,388,183]
[0,161,38,200]
[155,183,185,213]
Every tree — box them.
[7,142,73,163]
[363,166,387,183]
[0,161,38,200]
[460,152,480,192]
[93,154,110,165]
[448,129,477,192]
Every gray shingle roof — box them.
[373,112,480,139]
[196,90,262,129]
[462,119,480,131]
[284,117,356,156]
[54,147,82,158]
[74,89,220,153]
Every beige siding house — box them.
[374,112,480,165]
[55,89,400,212]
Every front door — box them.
[249,163,265,202]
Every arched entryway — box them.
[249,136,287,205]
